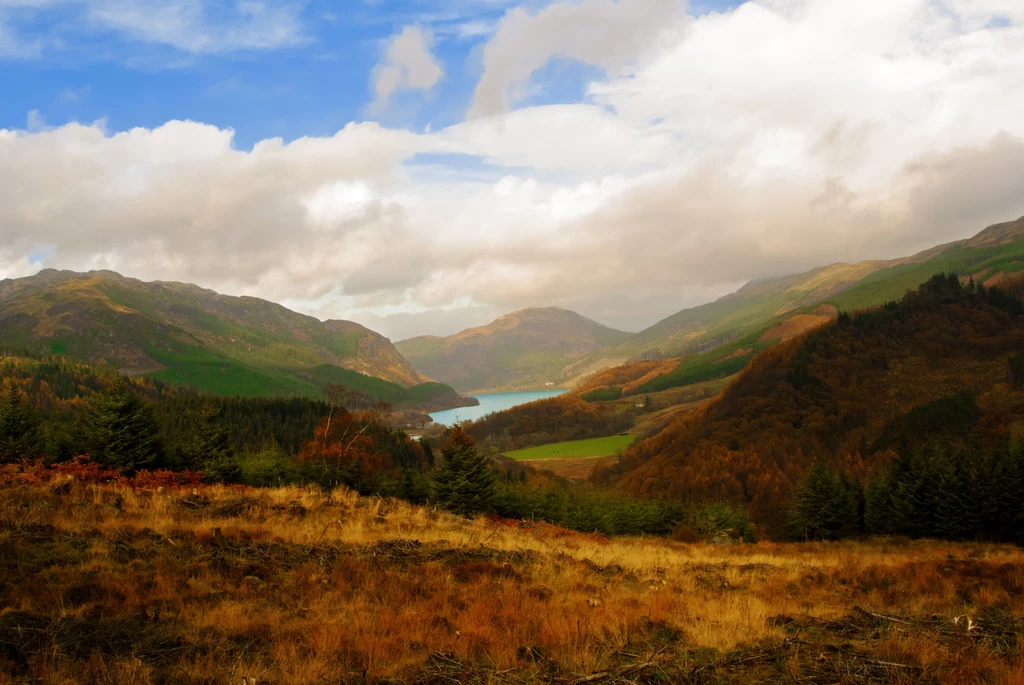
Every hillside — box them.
[607,273,1024,534]
[396,307,632,393]
[0,269,461,403]
[562,215,1024,390]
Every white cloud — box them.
[371,25,443,110]
[3,0,1024,337]
[469,0,688,118]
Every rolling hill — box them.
[396,307,632,393]
[561,215,1024,394]
[606,273,1024,534]
[0,269,466,406]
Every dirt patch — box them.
[529,455,618,480]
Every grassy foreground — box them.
[1,477,1023,684]
[502,434,637,460]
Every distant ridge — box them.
[396,307,632,393]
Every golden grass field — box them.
[1,476,1023,684]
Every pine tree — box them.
[434,427,496,516]
[863,472,893,535]
[189,403,238,482]
[88,377,163,473]
[786,460,859,540]
[0,381,41,462]
[421,438,435,469]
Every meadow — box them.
[501,434,637,460]
[1,472,1022,684]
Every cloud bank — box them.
[3,0,1024,338]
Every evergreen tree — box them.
[434,427,496,516]
[88,377,163,473]
[0,381,41,462]
[786,460,860,540]
[421,438,435,469]
[864,471,904,536]
[189,403,238,482]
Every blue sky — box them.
[0,0,744,148]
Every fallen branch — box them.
[852,605,911,625]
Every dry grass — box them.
[525,455,617,480]
[1,478,1022,684]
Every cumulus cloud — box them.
[371,25,443,110]
[469,0,688,118]
[3,0,1024,337]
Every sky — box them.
[1,0,1024,341]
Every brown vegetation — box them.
[571,360,671,396]
[527,454,617,480]
[611,279,1024,534]
[1,476,1022,684]
[759,305,838,342]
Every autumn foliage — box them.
[611,275,1024,534]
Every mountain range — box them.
[5,215,1023,405]
[0,269,466,408]
[398,215,1024,395]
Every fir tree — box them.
[88,377,163,473]
[0,381,41,462]
[786,460,860,540]
[863,472,893,535]
[189,403,238,482]
[434,427,496,516]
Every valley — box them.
[4,218,1024,685]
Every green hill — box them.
[396,307,632,393]
[562,215,1024,393]
[0,269,464,406]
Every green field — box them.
[502,434,637,460]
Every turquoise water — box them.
[429,390,567,426]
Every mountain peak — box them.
[396,307,631,393]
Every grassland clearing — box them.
[502,434,637,460]
[521,454,617,480]
[0,475,1022,683]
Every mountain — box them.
[561,215,1024,391]
[396,307,633,393]
[605,273,1024,535]
[0,269,455,403]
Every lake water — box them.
[429,390,567,426]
